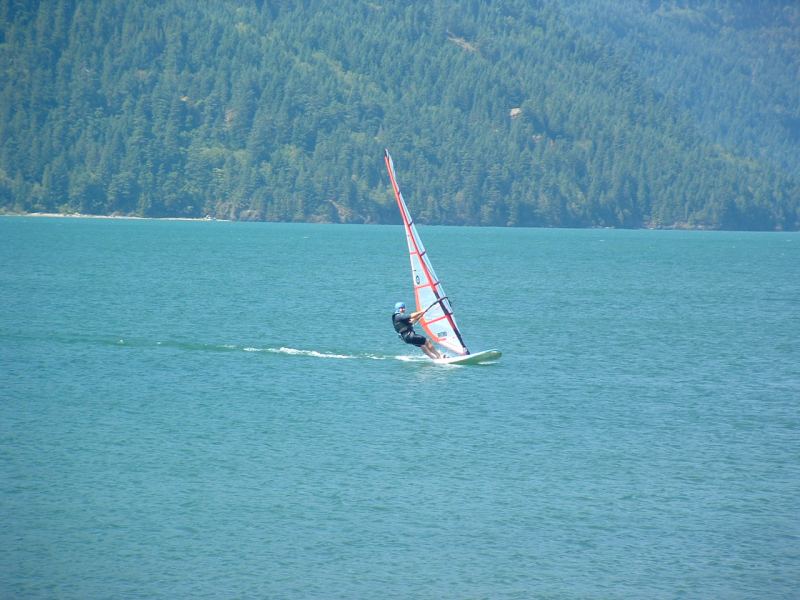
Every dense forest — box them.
[1,0,798,229]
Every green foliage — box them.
[1,0,798,229]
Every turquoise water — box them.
[2,216,798,599]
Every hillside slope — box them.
[1,0,797,229]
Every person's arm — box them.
[410,310,425,324]
[410,297,448,324]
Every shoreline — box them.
[3,212,227,222]
[2,211,793,232]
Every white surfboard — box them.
[433,349,502,366]
[385,149,500,364]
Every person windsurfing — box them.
[392,301,444,360]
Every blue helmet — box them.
[394,301,406,313]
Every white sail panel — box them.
[384,150,468,356]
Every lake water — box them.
[1,216,798,599]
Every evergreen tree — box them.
[0,0,797,229]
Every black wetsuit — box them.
[392,311,426,347]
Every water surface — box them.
[2,217,798,598]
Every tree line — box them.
[1,0,798,230]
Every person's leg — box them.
[424,340,442,359]
[414,337,435,359]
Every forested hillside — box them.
[1,0,798,229]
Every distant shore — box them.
[2,211,792,231]
[4,212,227,222]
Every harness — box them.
[392,312,413,338]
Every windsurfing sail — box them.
[384,149,469,356]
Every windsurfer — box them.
[392,302,443,360]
